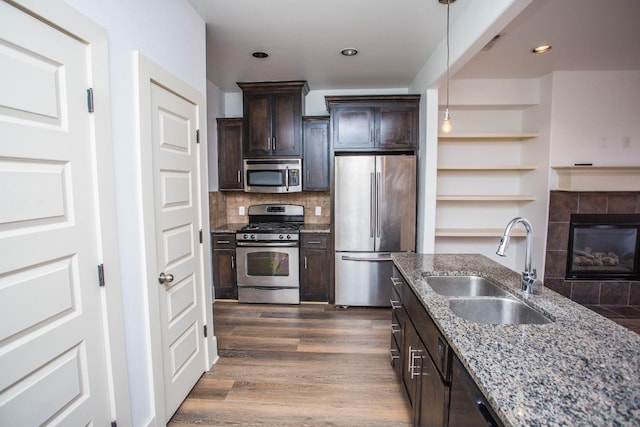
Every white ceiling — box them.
[189,0,640,93]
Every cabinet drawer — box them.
[301,233,328,249]
[212,233,236,248]
[404,280,451,381]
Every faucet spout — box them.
[496,217,540,294]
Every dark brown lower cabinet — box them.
[300,233,330,301]
[392,265,501,427]
[212,233,237,299]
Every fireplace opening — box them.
[566,214,640,280]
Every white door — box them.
[0,2,112,425]
[150,82,207,419]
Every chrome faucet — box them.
[496,217,542,295]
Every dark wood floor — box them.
[169,301,412,426]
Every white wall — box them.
[62,1,206,425]
[207,81,224,190]
[549,70,640,171]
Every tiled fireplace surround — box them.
[544,191,640,305]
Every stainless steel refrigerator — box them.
[334,155,416,306]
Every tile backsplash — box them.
[209,191,330,228]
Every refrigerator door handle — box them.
[376,172,382,238]
[370,172,375,238]
[341,255,393,262]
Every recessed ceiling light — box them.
[341,48,358,57]
[532,45,552,54]
[252,51,269,59]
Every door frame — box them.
[4,0,133,424]
[135,52,216,423]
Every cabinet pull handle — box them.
[307,240,322,245]
[370,128,374,142]
[390,300,402,310]
[216,240,230,244]
[273,136,276,150]
[391,277,402,288]
[231,255,235,269]
[391,323,401,334]
[237,170,241,183]
[390,349,400,361]
[410,349,423,379]
[304,256,308,270]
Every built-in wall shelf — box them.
[438,165,537,171]
[436,195,536,202]
[552,166,640,191]
[438,133,538,141]
[435,228,527,238]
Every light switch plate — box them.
[315,206,321,216]
[239,206,245,216]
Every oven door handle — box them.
[341,255,392,262]
[237,241,299,247]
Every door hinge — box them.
[111,421,117,427]
[199,229,203,244]
[196,129,200,144]
[87,88,94,113]
[98,264,105,287]
[203,325,208,338]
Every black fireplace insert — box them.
[566,214,640,280]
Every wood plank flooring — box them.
[169,301,412,426]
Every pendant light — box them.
[440,0,454,134]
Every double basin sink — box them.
[423,275,553,325]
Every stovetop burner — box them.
[236,204,304,243]
[240,222,302,233]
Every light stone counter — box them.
[392,253,640,427]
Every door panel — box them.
[0,3,111,424]
[375,155,416,252]
[334,252,393,307]
[334,156,375,251]
[150,83,206,419]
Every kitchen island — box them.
[392,253,640,426]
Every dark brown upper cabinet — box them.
[216,118,243,190]
[302,116,330,191]
[326,95,420,151]
[238,81,309,158]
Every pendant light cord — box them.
[446,0,450,110]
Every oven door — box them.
[236,242,300,288]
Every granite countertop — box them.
[391,253,640,427]
[300,224,330,233]
[211,223,330,234]
[211,223,246,234]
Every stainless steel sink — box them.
[425,275,508,297]
[448,297,553,325]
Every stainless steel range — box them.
[235,204,304,304]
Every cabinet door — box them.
[402,319,424,408]
[300,234,329,301]
[212,234,237,299]
[303,117,330,190]
[216,118,244,190]
[332,107,375,150]
[416,351,449,427]
[378,104,418,149]
[244,93,272,156]
[272,92,302,156]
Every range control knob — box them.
[279,234,284,240]
[251,234,257,240]
[286,234,291,240]
[243,234,248,240]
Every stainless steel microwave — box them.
[244,158,302,193]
